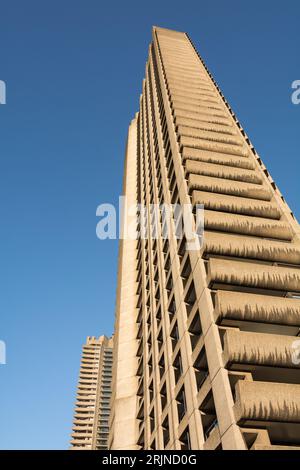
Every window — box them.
[160,382,167,411]
[159,353,165,379]
[181,256,191,288]
[168,295,176,320]
[150,407,155,434]
[173,351,183,384]
[179,426,191,450]
[184,281,196,316]
[176,386,187,422]
[162,415,170,448]
[170,322,179,351]
[188,310,202,350]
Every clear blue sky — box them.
[0,0,299,450]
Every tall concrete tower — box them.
[70,335,113,450]
[109,27,300,450]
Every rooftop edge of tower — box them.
[152,25,187,37]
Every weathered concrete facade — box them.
[110,26,300,450]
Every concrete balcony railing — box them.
[167,79,214,91]
[185,159,262,184]
[192,191,281,219]
[175,105,227,121]
[222,329,300,369]
[168,84,213,98]
[182,136,250,158]
[207,258,300,292]
[72,426,93,432]
[70,439,91,446]
[167,79,212,93]
[165,68,212,80]
[164,61,204,71]
[174,107,231,127]
[164,63,209,74]
[170,90,218,104]
[188,174,271,200]
[177,119,236,140]
[166,73,209,83]
[172,93,220,106]
[241,427,300,450]
[233,380,300,424]
[178,125,244,147]
[173,98,223,112]
[71,432,92,439]
[204,231,300,265]
[251,444,300,450]
[215,290,300,326]
[204,210,292,241]
[182,146,255,170]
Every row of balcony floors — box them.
[135,248,300,449]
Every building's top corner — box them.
[85,334,111,345]
[152,25,187,36]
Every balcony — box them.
[182,145,255,170]
[223,329,300,370]
[181,135,250,159]
[204,231,300,265]
[188,174,271,200]
[192,190,281,219]
[207,258,300,292]
[185,158,262,185]
[203,210,292,241]
[233,380,300,445]
[215,290,300,328]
